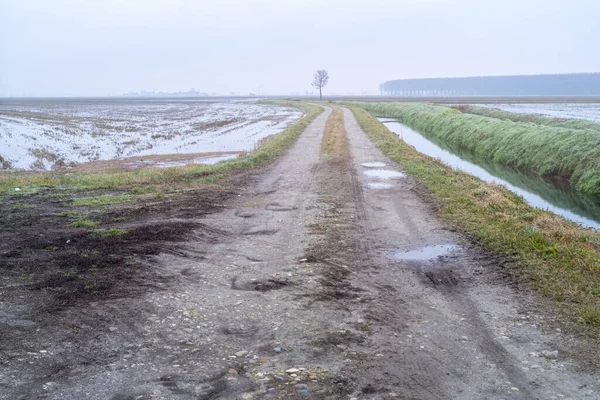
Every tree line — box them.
[380,73,600,96]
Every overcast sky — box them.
[1,0,598,97]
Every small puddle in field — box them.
[194,153,239,164]
[390,244,457,261]
[364,169,405,179]
[368,182,393,189]
[151,153,239,168]
[362,162,387,168]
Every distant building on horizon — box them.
[380,72,600,96]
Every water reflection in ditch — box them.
[380,118,600,230]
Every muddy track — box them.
[2,106,600,399]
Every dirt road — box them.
[2,106,600,399]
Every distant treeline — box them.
[380,73,600,96]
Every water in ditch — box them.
[380,118,600,230]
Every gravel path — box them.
[3,105,599,399]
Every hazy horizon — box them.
[1,0,598,97]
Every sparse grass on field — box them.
[454,105,600,132]
[0,102,322,195]
[70,219,100,228]
[131,185,158,195]
[90,228,128,238]
[72,194,133,207]
[52,211,81,218]
[340,102,600,197]
[348,106,600,328]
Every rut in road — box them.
[7,105,599,400]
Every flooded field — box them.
[0,99,303,170]
[477,103,600,122]
[381,118,600,230]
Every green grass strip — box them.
[72,194,133,206]
[348,105,600,329]
[339,102,600,197]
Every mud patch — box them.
[312,329,366,348]
[265,202,297,211]
[242,226,280,235]
[230,276,290,292]
[390,244,458,261]
[234,210,255,218]
[423,269,460,287]
[0,184,234,397]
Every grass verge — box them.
[340,102,600,197]
[347,105,600,329]
[0,102,323,195]
[321,107,347,158]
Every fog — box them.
[1,0,598,97]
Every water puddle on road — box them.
[362,162,387,168]
[390,244,458,261]
[364,169,405,179]
[368,182,393,189]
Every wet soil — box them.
[68,151,244,172]
[1,106,600,399]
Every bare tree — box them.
[311,69,329,100]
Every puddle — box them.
[194,153,239,165]
[362,162,387,168]
[129,153,240,169]
[364,169,405,179]
[368,182,393,189]
[390,244,457,261]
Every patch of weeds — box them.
[90,228,128,238]
[580,306,600,327]
[10,202,31,210]
[71,219,99,228]
[45,193,71,200]
[52,211,81,218]
[80,249,100,258]
[72,194,132,206]
[131,185,157,195]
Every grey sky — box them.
[1,0,598,97]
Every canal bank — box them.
[381,118,600,230]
